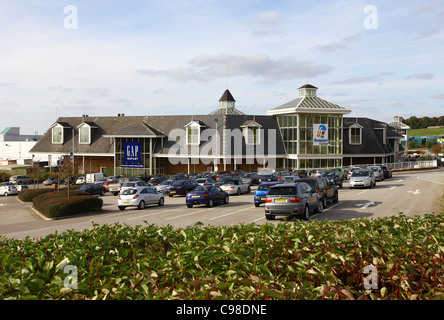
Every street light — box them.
[215,118,218,172]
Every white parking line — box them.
[127,208,182,221]
[165,207,215,221]
[311,202,341,219]
[209,207,255,221]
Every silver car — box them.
[264,183,322,220]
[0,184,18,196]
[154,179,173,194]
[367,166,384,181]
[349,169,376,189]
[118,187,164,210]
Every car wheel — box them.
[316,200,324,213]
[333,192,339,203]
[302,205,310,220]
[208,198,214,208]
[247,186,251,193]
[4,192,8,197]
[187,204,193,208]
[138,200,145,210]
[100,191,105,196]
[118,206,125,211]
[254,202,259,207]
[265,214,275,220]
[237,188,241,195]
[158,197,164,206]
[224,195,229,204]
[322,196,327,208]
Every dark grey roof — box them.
[298,84,318,89]
[343,118,402,155]
[219,89,236,102]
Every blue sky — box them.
[1,0,443,134]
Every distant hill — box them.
[409,127,444,137]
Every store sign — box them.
[313,124,328,146]
[122,142,143,168]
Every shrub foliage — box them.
[0,213,443,300]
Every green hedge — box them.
[18,188,54,202]
[32,191,103,219]
[0,213,443,300]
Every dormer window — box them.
[241,120,262,145]
[52,125,63,144]
[51,122,71,144]
[350,123,363,145]
[185,120,203,145]
[77,122,98,145]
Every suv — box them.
[9,175,33,185]
[300,177,338,208]
[264,183,322,220]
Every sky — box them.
[1,0,443,135]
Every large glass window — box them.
[277,115,297,155]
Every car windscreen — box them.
[352,171,369,177]
[122,189,138,195]
[257,184,272,191]
[267,186,298,196]
[122,183,135,187]
[278,177,293,182]
[172,180,185,186]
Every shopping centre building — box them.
[30,84,403,176]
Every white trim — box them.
[52,125,63,144]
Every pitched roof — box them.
[267,96,351,115]
[219,89,236,102]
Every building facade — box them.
[30,84,403,176]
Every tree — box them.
[432,143,443,155]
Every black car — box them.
[380,166,392,179]
[322,170,343,188]
[78,183,107,196]
[168,179,198,197]
[300,177,338,208]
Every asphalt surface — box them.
[0,168,443,240]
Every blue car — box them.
[186,185,229,208]
[254,182,279,207]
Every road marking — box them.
[252,216,265,222]
[209,207,254,221]
[417,177,444,185]
[127,208,182,221]
[390,186,396,190]
[357,189,369,195]
[408,189,421,195]
[165,207,215,221]
[356,201,375,209]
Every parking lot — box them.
[0,168,443,240]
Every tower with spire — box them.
[209,89,245,115]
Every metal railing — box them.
[347,160,438,171]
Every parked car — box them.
[78,183,107,196]
[186,185,229,208]
[0,184,18,196]
[380,165,392,179]
[9,175,33,185]
[254,182,279,207]
[258,173,277,183]
[367,166,384,181]
[349,169,376,189]
[118,187,164,210]
[322,170,343,188]
[218,178,250,195]
[277,175,301,183]
[194,177,215,187]
[239,172,259,185]
[148,176,166,186]
[16,185,29,192]
[154,179,173,194]
[43,177,60,185]
[331,167,347,181]
[75,177,85,185]
[292,170,308,178]
[120,181,148,193]
[300,177,338,208]
[309,169,325,177]
[167,179,198,197]
[264,183,322,220]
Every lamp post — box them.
[215,118,218,172]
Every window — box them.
[52,125,63,144]
[246,126,260,145]
[350,126,362,145]
[187,125,200,145]
[79,125,90,144]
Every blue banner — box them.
[123,142,142,167]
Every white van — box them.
[86,173,107,183]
